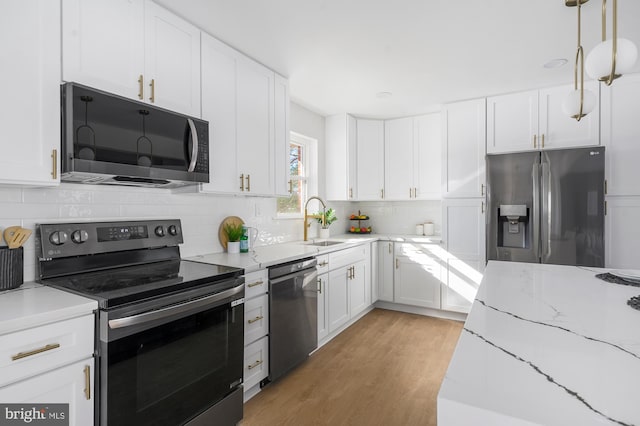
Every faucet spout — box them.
[303,196,327,241]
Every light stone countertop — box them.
[187,233,442,272]
[0,282,98,335]
[438,261,640,426]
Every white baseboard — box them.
[374,301,467,322]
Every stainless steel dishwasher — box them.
[268,257,318,382]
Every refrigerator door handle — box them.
[532,162,541,260]
[541,160,551,262]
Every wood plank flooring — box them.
[241,308,463,426]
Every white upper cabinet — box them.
[442,99,486,198]
[487,83,600,154]
[62,0,201,117]
[325,114,356,201]
[601,73,640,196]
[385,117,414,200]
[384,114,441,200]
[200,32,283,196]
[0,0,60,186]
[356,119,385,200]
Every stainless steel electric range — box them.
[37,219,245,426]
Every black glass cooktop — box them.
[42,259,242,309]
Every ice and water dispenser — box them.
[497,205,529,249]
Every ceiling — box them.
[156,0,640,119]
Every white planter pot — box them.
[319,228,331,239]
[227,241,240,254]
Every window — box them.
[277,132,317,217]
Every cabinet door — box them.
[605,197,640,268]
[317,273,329,341]
[62,0,145,101]
[394,247,442,309]
[244,336,268,391]
[441,198,486,313]
[200,33,239,193]
[328,268,349,333]
[371,242,379,303]
[0,359,94,426]
[601,73,640,196]
[377,241,394,302]
[385,117,415,200]
[487,90,539,154]
[237,56,274,195]
[325,114,356,200]
[144,0,201,117]
[539,82,600,150]
[443,99,486,198]
[414,113,442,200]
[349,261,368,318]
[356,119,385,200]
[274,74,290,196]
[244,294,268,345]
[0,0,60,186]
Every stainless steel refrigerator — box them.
[486,146,605,267]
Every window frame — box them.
[276,131,318,219]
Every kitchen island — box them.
[438,261,640,426]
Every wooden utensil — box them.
[218,216,244,249]
[3,226,20,247]
[4,227,32,249]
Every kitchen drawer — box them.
[0,314,94,387]
[329,244,368,271]
[244,336,268,390]
[244,269,268,300]
[316,254,329,275]
[244,294,268,345]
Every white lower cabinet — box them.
[394,243,442,309]
[328,268,350,333]
[0,359,94,426]
[377,241,394,302]
[0,314,95,426]
[242,269,269,401]
[317,272,329,341]
[605,197,640,269]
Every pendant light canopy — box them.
[585,0,638,85]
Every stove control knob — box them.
[49,231,68,246]
[154,226,165,237]
[168,225,178,236]
[71,229,89,244]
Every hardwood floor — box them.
[241,308,463,426]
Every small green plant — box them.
[316,208,337,229]
[224,223,244,242]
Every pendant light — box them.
[585,0,638,85]
[564,0,596,121]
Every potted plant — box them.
[224,223,244,254]
[316,208,337,239]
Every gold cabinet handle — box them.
[288,180,293,194]
[246,174,251,192]
[349,188,353,198]
[149,78,155,103]
[138,74,144,100]
[317,278,322,294]
[352,266,356,279]
[247,316,263,324]
[604,200,608,216]
[51,149,57,180]
[240,174,245,191]
[247,359,263,370]
[388,242,392,254]
[395,258,399,269]
[11,343,60,361]
[380,189,384,199]
[541,133,545,148]
[604,180,608,195]
[481,201,485,214]
[318,261,328,267]
[481,184,485,196]
[533,134,537,148]
[84,365,91,400]
[247,280,264,288]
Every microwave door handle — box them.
[186,118,199,172]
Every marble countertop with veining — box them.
[438,261,640,426]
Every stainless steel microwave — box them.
[61,83,209,188]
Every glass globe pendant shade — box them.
[585,38,638,80]
[562,88,596,119]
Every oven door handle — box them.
[108,283,244,329]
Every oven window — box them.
[106,303,243,426]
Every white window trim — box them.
[277,131,318,219]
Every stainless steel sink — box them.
[307,240,343,247]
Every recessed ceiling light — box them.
[543,58,568,69]
[376,91,393,99]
